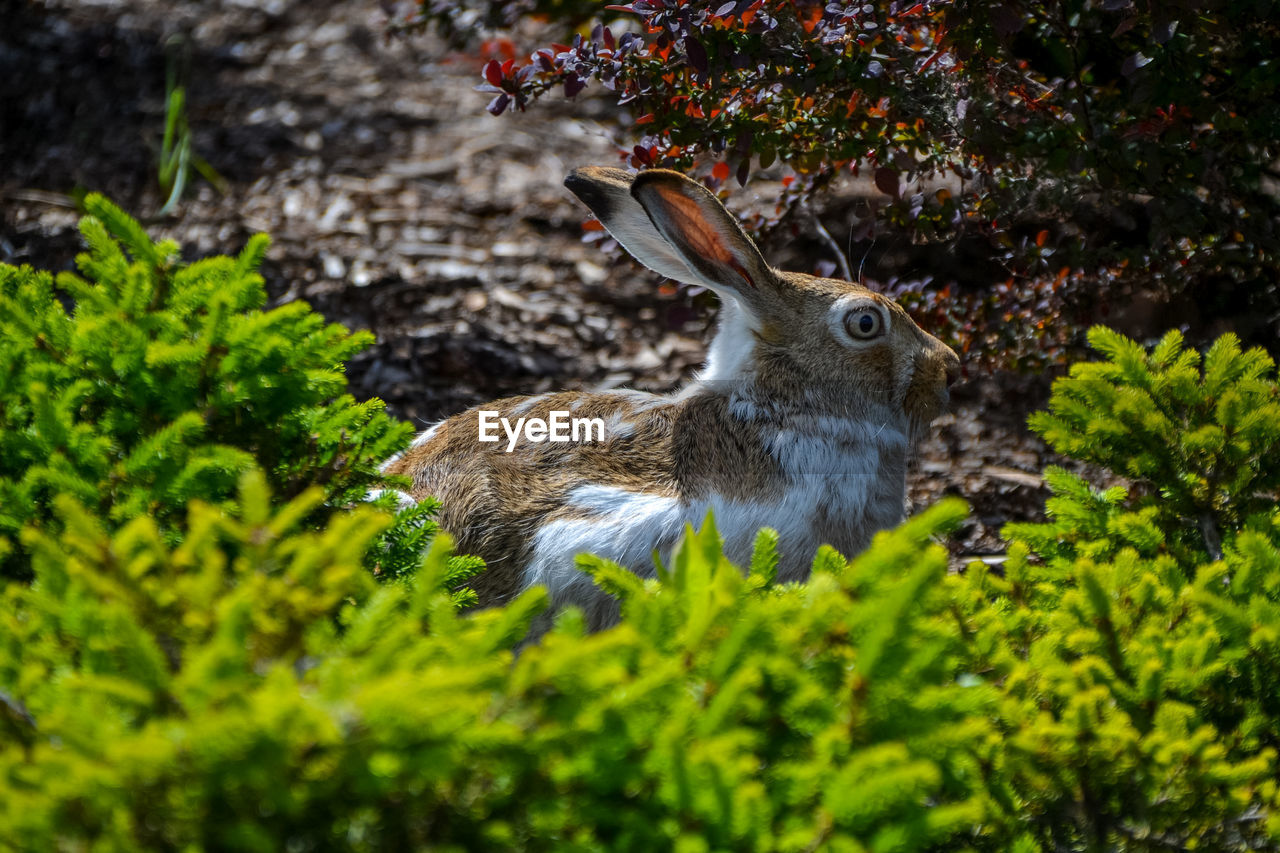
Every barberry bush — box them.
[404,0,1280,368]
[2,207,1280,849]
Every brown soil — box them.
[0,0,1076,561]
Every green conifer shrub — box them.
[948,328,1280,850]
[1011,327,1280,567]
[2,203,1279,849]
[0,477,1000,850]
[0,196,435,584]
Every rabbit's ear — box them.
[629,170,771,300]
[564,167,704,285]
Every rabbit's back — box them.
[386,389,676,609]
[387,386,910,626]
[387,389,776,613]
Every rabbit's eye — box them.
[844,309,884,340]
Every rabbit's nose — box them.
[944,353,961,388]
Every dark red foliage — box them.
[401,0,1280,371]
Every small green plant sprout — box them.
[155,36,226,216]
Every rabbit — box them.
[380,166,960,632]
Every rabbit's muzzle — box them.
[905,339,961,427]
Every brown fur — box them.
[385,390,781,604]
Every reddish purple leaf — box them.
[992,5,1023,38]
[483,59,504,88]
[1111,15,1139,37]
[685,37,709,73]
[1121,51,1153,76]
[1152,17,1177,43]
[874,166,899,198]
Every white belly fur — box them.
[523,425,909,629]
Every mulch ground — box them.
[1,0,1082,561]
